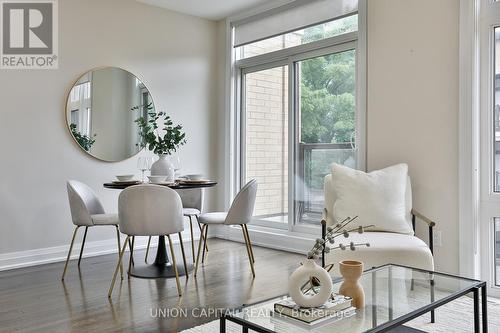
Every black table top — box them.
[103,181,217,190]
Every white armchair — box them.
[321,174,435,273]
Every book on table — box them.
[271,306,356,330]
[273,293,353,324]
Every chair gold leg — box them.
[188,216,195,263]
[128,236,135,278]
[194,224,206,277]
[202,225,208,264]
[145,236,152,264]
[108,235,129,298]
[77,226,88,267]
[61,226,80,281]
[243,225,255,263]
[196,215,208,252]
[178,232,189,279]
[167,235,182,297]
[241,225,255,278]
[115,226,123,279]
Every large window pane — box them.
[244,65,289,226]
[496,218,500,286]
[495,28,500,191]
[295,49,356,225]
[238,15,358,59]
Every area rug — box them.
[181,296,500,332]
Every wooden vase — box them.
[339,260,365,308]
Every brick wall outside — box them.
[245,66,288,217]
[243,33,301,217]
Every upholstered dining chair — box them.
[62,180,123,281]
[194,179,257,278]
[144,188,207,264]
[108,184,188,298]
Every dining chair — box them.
[144,188,207,264]
[194,179,257,278]
[62,180,123,281]
[108,184,188,298]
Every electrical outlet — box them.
[433,230,442,247]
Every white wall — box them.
[216,20,229,211]
[367,0,460,274]
[0,0,220,268]
[0,0,462,275]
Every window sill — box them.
[213,224,319,255]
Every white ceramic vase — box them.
[288,259,333,308]
[150,154,175,182]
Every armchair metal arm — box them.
[411,209,436,255]
[411,209,436,228]
[321,218,327,268]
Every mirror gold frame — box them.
[65,66,155,162]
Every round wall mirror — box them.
[66,67,154,162]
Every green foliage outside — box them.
[300,16,357,190]
[70,123,96,152]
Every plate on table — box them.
[111,180,141,185]
[149,181,176,186]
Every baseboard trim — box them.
[0,229,206,272]
[213,224,313,255]
[0,225,304,272]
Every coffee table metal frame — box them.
[220,263,488,333]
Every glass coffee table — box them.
[220,264,487,333]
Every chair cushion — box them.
[183,208,201,216]
[198,212,227,224]
[330,163,413,235]
[325,232,434,274]
[91,213,119,225]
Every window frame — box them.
[478,0,500,297]
[235,33,362,233]
[461,0,500,297]
[290,43,358,234]
[224,1,367,239]
[239,60,290,230]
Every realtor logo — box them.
[1,0,58,69]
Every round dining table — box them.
[103,180,217,279]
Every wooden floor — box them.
[0,239,303,333]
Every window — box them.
[494,27,500,192]
[68,81,92,137]
[237,15,358,59]
[70,85,80,103]
[231,0,363,232]
[243,65,289,225]
[476,0,500,296]
[295,49,356,225]
[495,218,500,286]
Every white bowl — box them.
[185,174,204,181]
[148,175,167,183]
[116,175,134,182]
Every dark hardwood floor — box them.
[0,239,303,333]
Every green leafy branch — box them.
[70,123,96,152]
[132,104,186,155]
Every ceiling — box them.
[137,0,273,21]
